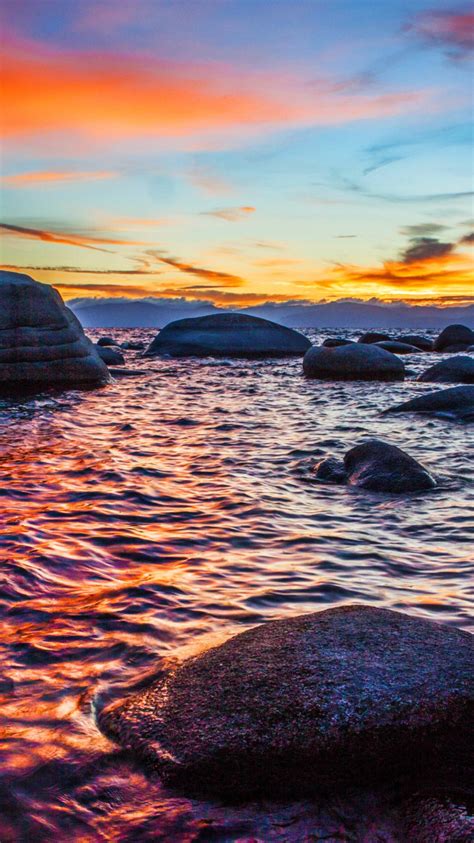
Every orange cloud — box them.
[0,222,148,252]
[201,206,256,221]
[1,169,118,186]
[151,253,244,286]
[1,44,436,147]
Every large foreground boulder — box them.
[313,440,436,493]
[98,605,473,798]
[143,313,311,359]
[0,272,110,389]
[383,386,474,422]
[433,324,474,353]
[303,343,404,381]
[417,356,474,384]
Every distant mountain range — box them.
[70,297,474,330]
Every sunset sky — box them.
[0,0,472,307]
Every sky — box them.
[0,0,473,308]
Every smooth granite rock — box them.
[417,356,474,384]
[321,338,354,348]
[143,313,311,359]
[358,331,391,344]
[303,343,404,381]
[97,336,116,347]
[96,345,126,366]
[313,440,436,493]
[396,335,433,351]
[382,385,474,422]
[433,325,474,353]
[0,271,110,390]
[375,341,420,355]
[98,605,473,798]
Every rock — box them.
[401,793,474,842]
[143,313,311,359]
[441,344,472,354]
[433,325,474,352]
[121,340,146,351]
[382,385,474,422]
[417,356,474,384]
[321,338,354,348]
[108,368,144,378]
[97,336,116,347]
[375,341,420,355]
[313,439,436,493]
[396,335,433,351]
[95,345,126,366]
[0,271,110,390]
[303,343,404,381]
[358,331,391,344]
[98,605,473,798]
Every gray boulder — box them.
[96,345,125,366]
[358,331,390,344]
[97,336,116,347]
[434,325,474,352]
[396,335,433,351]
[303,343,404,381]
[375,341,419,355]
[98,605,473,798]
[0,271,110,390]
[417,356,474,384]
[321,337,354,348]
[121,340,146,351]
[143,313,311,359]
[313,439,436,493]
[382,385,474,422]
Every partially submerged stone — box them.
[358,331,390,344]
[433,324,474,353]
[143,313,311,359]
[0,271,110,390]
[321,337,354,348]
[313,439,436,493]
[396,335,433,351]
[417,355,474,384]
[96,345,126,366]
[382,385,474,422]
[303,343,404,381]
[98,605,473,798]
[375,341,420,355]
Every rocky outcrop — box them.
[98,605,473,798]
[433,325,474,353]
[382,385,474,422]
[143,313,311,359]
[417,356,474,384]
[313,439,436,493]
[303,343,404,381]
[0,271,110,390]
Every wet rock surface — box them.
[434,324,474,353]
[143,313,311,359]
[99,605,473,799]
[314,440,436,493]
[0,271,110,390]
[303,343,405,381]
[417,355,474,384]
[383,385,474,422]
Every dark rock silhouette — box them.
[418,356,474,384]
[303,343,404,381]
[434,325,474,353]
[382,385,474,422]
[96,345,126,366]
[358,331,390,344]
[313,439,436,493]
[97,336,116,347]
[321,337,354,347]
[98,605,473,799]
[396,335,433,351]
[121,340,146,350]
[0,271,110,390]
[143,313,311,359]
[375,340,419,355]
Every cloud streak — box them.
[201,206,255,222]
[1,169,118,186]
[0,222,148,252]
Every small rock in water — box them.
[97,336,117,347]
[358,331,391,344]
[303,343,404,381]
[98,605,473,799]
[417,355,474,384]
[375,341,420,355]
[396,335,433,351]
[313,439,436,493]
[433,324,474,353]
[382,385,474,422]
[321,337,354,347]
[96,345,126,366]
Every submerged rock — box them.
[313,439,436,493]
[98,605,473,799]
[358,331,390,344]
[321,337,354,348]
[375,340,419,355]
[382,385,474,422]
[396,335,433,351]
[434,325,474,353]
[417,356,474,384]
[0,271,110,390]
[303,343,404,381]
[143,313,311,359]
[96,345,126,366]
[121,340,146,351]
[97,336,116,347]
